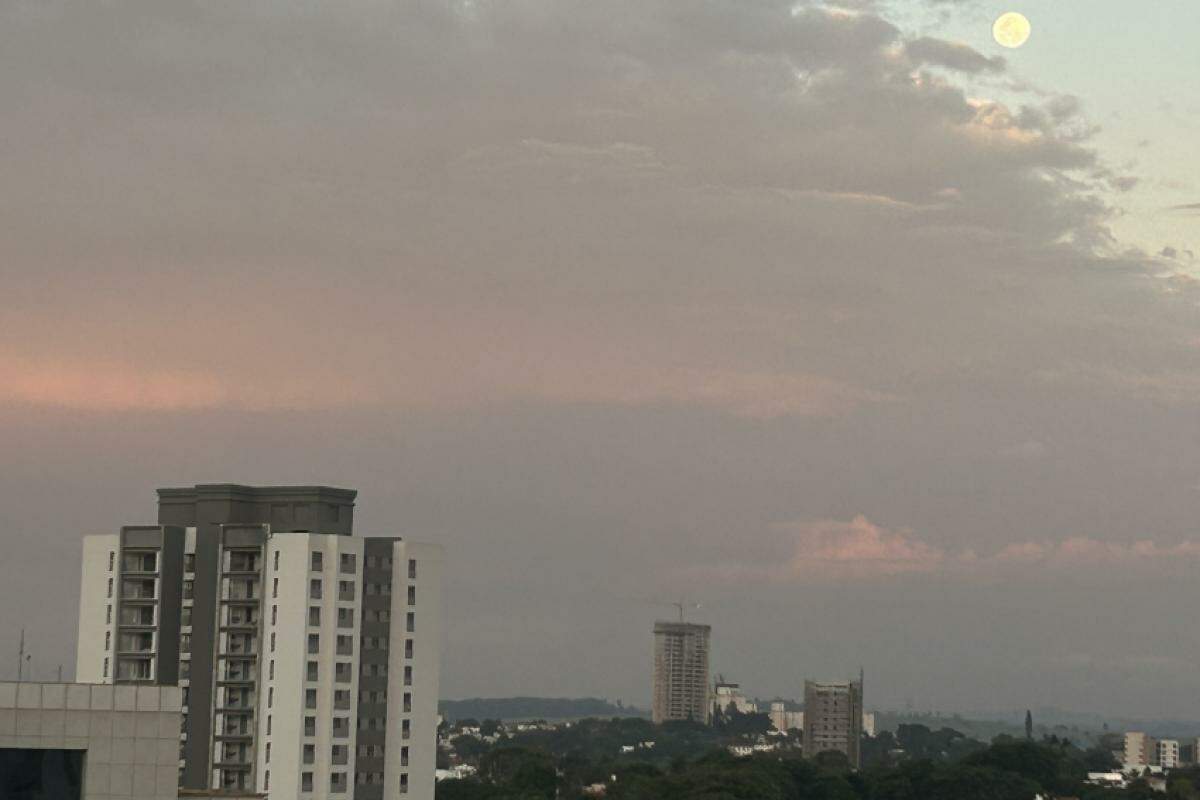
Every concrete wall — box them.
[0,682,183,800]
[77,535,120,684]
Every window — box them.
[304,717,316,737]
[270,632,276,653]
[104,631,111,651]
[366,555,376,569]
[401,746,409,767]
[340,553,356,574]
[310,579,322,599]
[311,551,323,571]
[404,665,412,686]
[401,773,409,794]
[106,605,112,624]
[184,553,195,573]
[337,635,353,656]
[272,578,278,598]
[307,661,319,681]
[337,607,353,628]
[269,660,274,680]
[102,657,109,678]
[402,719,411,739]
[309,606,321,626]
[407,586,416,606]
[107,578,113,598]
[335,662,352,683]
[403,692,412,713]
[183,579,194,599]
[181,607,191,627]
[308,634,320,654]
[108,551,114,571]
[180,634,190,653]
[405,639,413,659]
[273,550,279,571]
[338,580,355,601]
[267,687,273,708]
[407,612,415,632]
[271,606,277,625]
[303,744,315,764]
[266,715,272,735]
[331,771,347,793]
[306,688,317,709]
[264,770,270,791]
[408,559,417,579]
[180,661,190,679]
[332,744,348,764]
[302,772,313,792]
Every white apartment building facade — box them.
[74,483,442,800]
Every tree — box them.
[1024,710,1033,741]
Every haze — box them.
[2,0,1199,720]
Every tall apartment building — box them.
[1124,731,1152,767]
[75,483,443,800]
[652,622,711,724]
[802,677,864,769]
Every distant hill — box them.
[439,697,650,722]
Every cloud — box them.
[684,516,1200,583]
[904,37,1005,74]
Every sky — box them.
[1,0,1199,719]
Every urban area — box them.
[2,483,1199,800]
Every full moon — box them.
[993,12,1031,48]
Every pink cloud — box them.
[682,516,1200,585]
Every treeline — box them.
[440,697,643,722]
[437,718,1194,800]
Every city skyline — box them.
[3,0,1200,721]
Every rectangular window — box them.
[340,553,356,574]
[403,692,412,713]
[407,612,415,632]
[308,633,320,654]
[184,553,195,573]
[267,687,273,708]
[180,634,190,653]
[304,717,316,737]
[180,606,191,627]
[104,631,111,651]
[338,580,355,601]
[266,715,272,735]
[108,551,115,571]
[337,607,353,628]
[408,559,417,579]
[335,662,352,684]
[264,770,270,790]
[271,605,277,625]
[405,639,413,659]
[272,578,278,598]
[401,773,409,793]
[269,660,274,680]
[407,586,416,606]
[107,577,113,598]
[336,635,353,656]
[273,550,280,571]
[366,555,376,569]
[310,579,322,599]
[306,688,317,709]
[303,744,315,764]
[106,605,112,624]
[183,579,194,599]
[302,772,313,792]
[307,661,319,681]
[309,606,321,626]
[404,665,412,686]
[401,746,409,767]
[102,657,109,677]
[402,719,411,739]
[311,551,323,572]
[270,632,276,653]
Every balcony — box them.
[121,579,157,601]
[119,606,155,626]
[225,551,261,574]
[122,552,158,574]
[224,579,259,602]
[225,635,258,656]
[118,633,155,654]
[223,606,260,628]
[116,657,153,681]
[220,689,256,710]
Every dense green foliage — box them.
[436,717,1166,800]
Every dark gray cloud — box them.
[1,0,1198,716]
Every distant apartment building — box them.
[713,680,757,717]
[75,483,443,800]
[770,705,874,737]
[1158,739,1180,769]
[652,622,711,724]
[802,678,864,768]
[1124,732,1153,768]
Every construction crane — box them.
[650,599,702,623]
